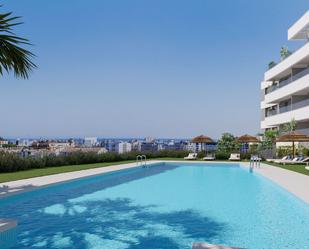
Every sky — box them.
[0,0,308,139]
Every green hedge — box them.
[0,150,189,173]
[214,151,230,160]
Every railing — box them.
[265,109,278,117]
[265,84,279,94]
[279,105,291,114]
[136,155,147,167]
[265,67,309,95]
[294,67,309,81]
[293,98,309,110]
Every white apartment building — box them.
[116,142,132,154]
[261,11,309,135]
[0,138,9,147]
[84,137,98,147]
[16,139,31,147]
[184,142,198,152]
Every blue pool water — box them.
[0,163,309,249]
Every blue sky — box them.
[1,0,308,139]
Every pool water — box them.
[0,163,309,249]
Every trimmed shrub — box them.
[215,151,229,160]
[0,150,189,173]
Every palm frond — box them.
[0,8,36,79]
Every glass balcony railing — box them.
[265,84,279,94]
[279,105,291,114]
[265,67,309,95]
[293,98,309,110]
[265,109,278,117]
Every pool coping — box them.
[0,160,309,204]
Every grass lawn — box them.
[265,162,309,176]
[0,160,135,183]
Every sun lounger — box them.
[276,156,309,165]
[288,157,309,165]
[184,153,197,160]
[229,153,240,161]
[203,155,215,161]
[274,156,290,163]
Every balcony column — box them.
[276,104,279,115]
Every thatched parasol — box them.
[192,135,214,143]
[236,134,259,153]
[191,135,214,153]
[236,134,259,143]
[276,131,309,158]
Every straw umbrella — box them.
[191,135,214,154]
[276,131,309,158]
[236,134,259,153]
[237,134,259,143]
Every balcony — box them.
[264,41,309,81]
[264,96,309,118]
[265,67,309,95]
[261,104,309,129]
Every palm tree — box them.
[0,9,36,79]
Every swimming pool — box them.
[0,162,308,249]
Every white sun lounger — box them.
[274,156,290,164]
[229,153,240,161]
[288,157,309,165]
[203,155,215,161]
[184,153,197,160]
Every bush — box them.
[240,153,251,160]
[276,146,293,158]
[216,133,239,154]
[0,150,189,173]
[299,146,309,157]
[215,151,230,160]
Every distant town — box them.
[0,136,217,158]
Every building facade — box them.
[116,142,132,154]
[84,137,98,147]
[261,11,309,134]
